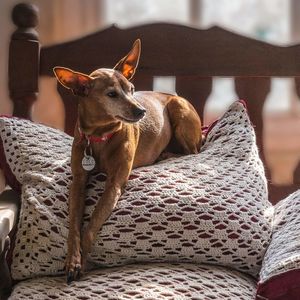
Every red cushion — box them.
[256,269,300,300]
[0,133,21,193]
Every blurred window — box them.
[106,0,295,114]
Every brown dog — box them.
[53,39,202,283]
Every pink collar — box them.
[78,126,115,144]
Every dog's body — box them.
[54,40,202,283]
[79,90,200,170]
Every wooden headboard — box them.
[8,3,300,203]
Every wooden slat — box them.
[292,77,300,185]
[41,24,300,77]
[234,77,271,159]
[132,74,153,91]
[294,166,300,185]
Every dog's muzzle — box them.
[133,107,146,120]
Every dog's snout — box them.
[133,107,146,119]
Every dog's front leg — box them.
[66,144,88,283]
[80,161,132,268]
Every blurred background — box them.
[0,0,300,184]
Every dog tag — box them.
[82,155,96,171]
[82,146,96,171]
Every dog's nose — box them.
[133,107,146,119]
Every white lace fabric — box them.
[259,189,300,283]
[8,263,256,300]
[0,101,272,281]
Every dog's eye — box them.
[107,91,118,98]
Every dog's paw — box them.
[65,251,82,284]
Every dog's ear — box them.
[53,67,92,97]
[114,39,141,80]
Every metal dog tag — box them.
[82,155,96,171]
[82,146,96,171]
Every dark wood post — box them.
[293,78,300,185]
[189,0,202,26]
[234,77,271,178]
[9,3,39,119]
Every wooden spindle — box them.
[9,3,40,119]
[132,74,153,91]
[293,77,300,185]
[235,77,271,161]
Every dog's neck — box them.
[78,117,122,140]
[78,127,115,143]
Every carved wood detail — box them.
[9,3,39,120]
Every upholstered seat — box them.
[8,263,256,300]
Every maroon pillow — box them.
[0,133,21,193]
[257,269,300,300]
[256,189,300,300]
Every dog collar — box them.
[78,126,115,144]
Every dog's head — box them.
[53,39,146,125]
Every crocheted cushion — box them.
[257,189,300,300]
[0,101,272,280]
[8,263,256,300]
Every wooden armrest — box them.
[0,189,20,253]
